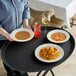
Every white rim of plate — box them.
[11,28,34,42]
[47,29,70,43]
[35,43,64,63]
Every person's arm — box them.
[22,18,31,29]
[0,27,14,41]
[22,2,31,29]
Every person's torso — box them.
[0,0,27,40]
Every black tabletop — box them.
[1,27,75,72]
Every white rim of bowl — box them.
[47,29,70,43]
[35,43,64,63]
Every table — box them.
[30,0,76,28]
[1,27,75,76]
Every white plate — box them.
[35,43,64,63]
[47,30,70,43]
[11,28,34,42]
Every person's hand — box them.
[23,25,32,30]
[6,34,14,41]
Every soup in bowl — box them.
[15,31,30,40]
[51,32,66,41]
[39,46,60,60]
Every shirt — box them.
[0,0,30,40]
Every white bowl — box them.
[47,30,70,43]
[35,43,64,63]
[11,28,34,42]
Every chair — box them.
[70,14,76,27]
[48,15,65,28]
[30,8,54,27]
[30,8,65,28]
